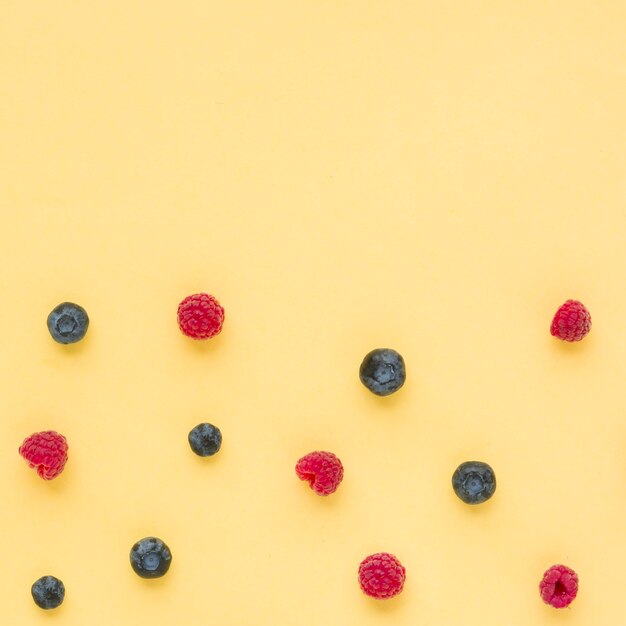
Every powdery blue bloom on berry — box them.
[130,537,172,579]
[31,576,65,609]
[359,349,406,396]
[47,302,89,344]
[188,423,222,457]
[452,461,496,504]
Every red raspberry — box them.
[295,451,344,496]
[539,564,579,608]
[177,293,224,340]
[550,300,591,342]
[358,552,406,599]
[19,431,68,480]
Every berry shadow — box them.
[131,574,172,592]
[358,387,410,421]
[30,602,66,618]
[179,333,225,356]
[294,477,347,509]
[27,471,74,498]
[547,334,594,357]
[451,495,499,516]
[364,591,407,613]
[188,446,225,468]
[50,332,91,356]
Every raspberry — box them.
[358,552,406,599]
[19,431,68,480]
[550,300,591,342]
[177,293,224,340]
[539,564,578,608]
[295,451,344,496]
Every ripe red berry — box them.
[295,451,344,496]
[550,300,591,342]
[19,431,68,480]
[358,552,406,599]
[539,564,579,608]
[177,293,224,340]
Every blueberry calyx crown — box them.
[452,461,496,504]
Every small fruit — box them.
[19,431,68,480]
[539,564,579,608]
[130,537,172,579]
[359,348,406,396]
[188,423,222,457]
[47,302,89,344]
[451,461,496,504]
[31,575,65,610]
[295,451,344,496]
[550,300,591,342]
[358,552,406,599]
[177,293,224,339]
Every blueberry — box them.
[31,575,65,610]
[359,348,406,396]
[47,302,89,344]
[452,461,496,504]
[130,537,172,579]
[188,423,222,457]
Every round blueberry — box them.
[47,302,89,344]
[130,537,172,579]
[188,423,222,457]
[359,348,406,396]
[452,461,496,504]
[31,575,65,610]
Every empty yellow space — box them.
[0,2,625,625]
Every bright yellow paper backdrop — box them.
[1,2,625,625]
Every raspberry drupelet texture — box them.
[295,451,344,496]
[19,431,68,480]
[539,564,579,608]
[177,293,224,340]
[358,553,406,599]
[550,300,591,342]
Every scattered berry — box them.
[452,461,496,504]
[359,348,406,396]
[539,564,579,608]
[31,575,65,610]
[19,431,68,480]
[188,423,222,457]
[358,552,406,599]
[177,293,224,340]
[550,300,591,342]
[130,537,172,579]
[47,302,89,344]
[295,451,344,496]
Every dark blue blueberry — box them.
[47,302,89,344]
[188,423,222,457]
[130,537,172,579]
[359,348,406,396]
[452,461,496,504]
[31,575,65,609]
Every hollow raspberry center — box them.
[302,472,316,487]
[554,580,567,597]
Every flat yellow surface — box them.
[1,2,625,624]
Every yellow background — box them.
[1,2,625,624]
